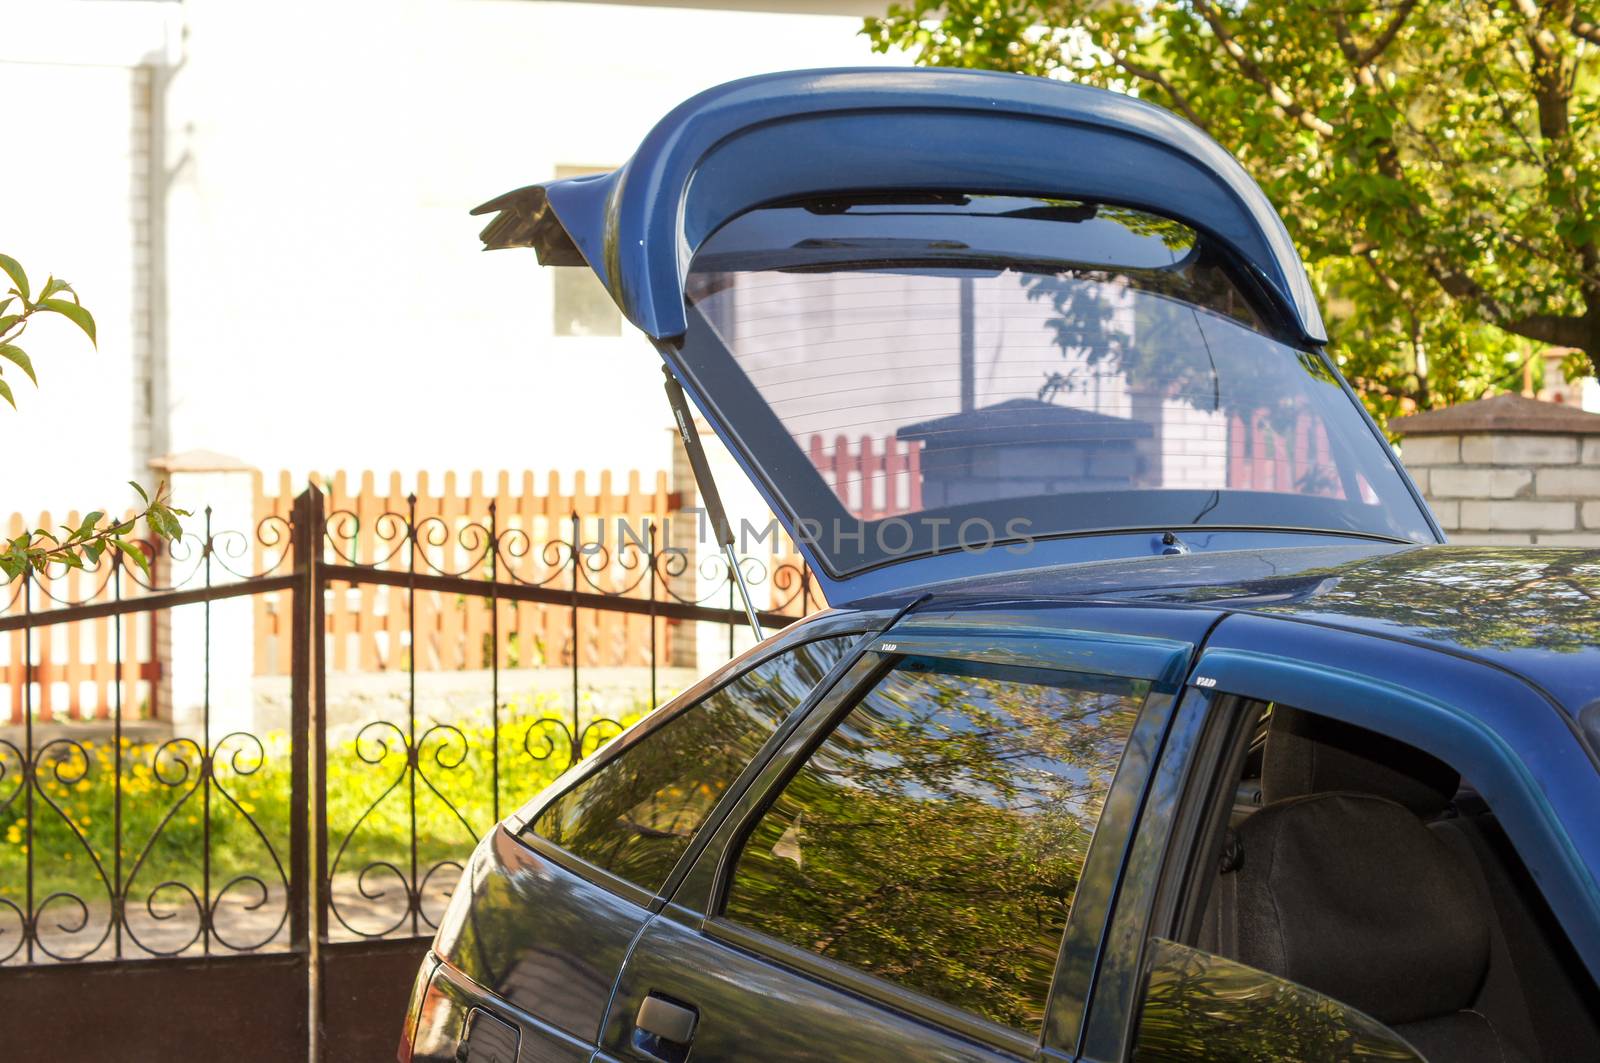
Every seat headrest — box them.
[1261,707,1460,818]
[1231,793,1488,1025]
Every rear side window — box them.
[722,656,1145,1034]
[528,636,852,892]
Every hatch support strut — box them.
[661,364,765,641]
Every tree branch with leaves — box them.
[0,253,187,582]
[864,0,1600,422]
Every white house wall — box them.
[0,49,161,519]
[3,0,909,519]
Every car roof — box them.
[858,543,1600,718]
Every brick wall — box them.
[1393,394,1600,547]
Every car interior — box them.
[1186,703,1600,1063]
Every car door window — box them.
[527,636,852,892]
[1124,697,1600,1062]
[721,655,1146,1035]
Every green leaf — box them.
[0,254,29,303]
[116,539,149,576]
[0,344,36,385]
[0,315,19,336]
[38,277,72,301]
[148,505,183,541]
[129,480,150,504]
[0,297,12,316]
[38,298,95,347]
[0,378,13,409]
[77,511,104,538]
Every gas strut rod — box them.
[661,364,765,641]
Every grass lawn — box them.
[0,698,643,935]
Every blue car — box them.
[399,69,1600,1063]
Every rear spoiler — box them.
[467,68,1329,345]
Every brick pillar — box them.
[1391,393,1600,546]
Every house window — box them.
[552,164,622,337]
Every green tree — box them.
[0,253,184,580]
[865,0,1600,420]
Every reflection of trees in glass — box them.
[1030,267,1339,496]
[529,637,851,892]
[725,658,1144,1033]
[1133,938,1420,1062]
[1179,548,1600,655]
[1024,208,1254,405]
[1098,206,1196,253]
[1022,206,1342,495]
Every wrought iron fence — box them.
[0,503,301,965]
[0,482,815,967]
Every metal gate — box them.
[0,484,813,1061]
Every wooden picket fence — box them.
[2,405,1353,726]
[807,435,924,518]
[1227,411,1345,497]
[814,417,1344,510]
[2,511,162,725]
[3,468,816,724]
[252,468,703,679]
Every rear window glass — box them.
[678,194,1433,578]
[527,636,851,892]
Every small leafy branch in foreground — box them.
[0,253,188,582]
[0,252,96,410]
[0,481,189,582]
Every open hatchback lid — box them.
[476,68,1440,603]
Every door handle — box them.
[633,993,697,1062]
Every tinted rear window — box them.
[679,194,1433,578]
[527,636,851,892]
